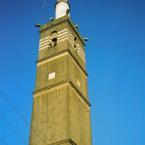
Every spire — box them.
[55,0,70,19]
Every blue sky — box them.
[0,0,145,145]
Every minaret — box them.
[29,0,92,145]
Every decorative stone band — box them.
[46,138,77,145]
[39,28,86,63]
[33,81,91,108]
[39,28,74,51]
[37,51,68,66]
[75,43,86,62]
[57,28,74,46]
[37,49,88,78]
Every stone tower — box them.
[29,0,92,145]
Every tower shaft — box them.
[29,2,92,145]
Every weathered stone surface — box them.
[29,16,92,145]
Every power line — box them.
[0,137,8,145]
[0,113,27,145]
[0,25,75,145]
[0,91,48,145]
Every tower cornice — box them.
[36,49,88,76]
[33,81,91,107]
[39,16,85,46]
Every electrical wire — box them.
[0,137,8,145]
[0,113,27,145]
[0,91,48,145]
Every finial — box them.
[55,0,70,19]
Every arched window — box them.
[50,31,58,47]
